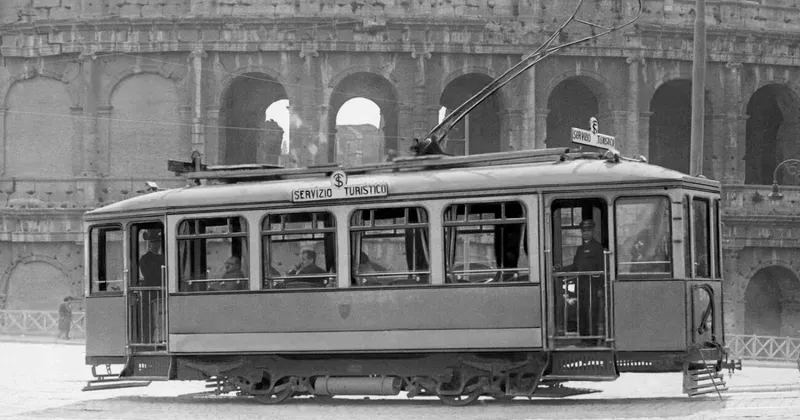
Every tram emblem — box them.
[338,303,351,319]
[571,117,616,151]
[292,171,389,203]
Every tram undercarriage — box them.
[84,346,734,405]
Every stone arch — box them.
[2,256,72,311]
[109,73,183,177]
[214,65,294,109]
[327,64,398,90]
[744,264,800,337]
[4,76,74,177]
[544,74,612,149]
[218,72,289,165]
[104,64,185,105]
[439,72,503,155]
[743,84,800,185]
[327,71,399,163]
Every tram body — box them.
[83,150,731,403]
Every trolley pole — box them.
[690,0,707,176]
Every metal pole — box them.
[690,0,707,176]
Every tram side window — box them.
[443,201,529,284]
[262,212,336,289]
[351,206,430,287]
[614,196,672,278]
[692,198,711,278]
[90,226,123,293]
[551,198,607,271]
[177,217,249,292]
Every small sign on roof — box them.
[291,170,389,203]
[571,117,616,151]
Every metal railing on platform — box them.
[0,309,85,337]
[727,334,800,362]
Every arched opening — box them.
[649,80,691,174]
[546,77,600,150]
[335,98,382,165]
[745,84,800,185]
[744,265,800,337]
[439,73,502,155]
[265,99,290,156]
[5,261,70,311]
[329,72,398,164]
[220,73,288,166]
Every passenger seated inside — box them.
[211,256,246,291]
[287,249,326,275]
[286,249,328,288]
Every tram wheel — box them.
[252,382,293,405]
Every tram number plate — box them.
[292,182,389,202]
[571,128,615,150]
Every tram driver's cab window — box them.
[351,206,430,287]
[551,199,607,272]
[685,196,711,278]
[262,212,336,289]
[89,226,124,293]
[443,201,529,284]
[177,216,249,292]
[615,196,672,278]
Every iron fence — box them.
[727,334,800,362]
[0,310,85,337]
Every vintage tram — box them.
[82,147,735,405]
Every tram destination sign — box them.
[571,117,616,151]
[292,170,389,203]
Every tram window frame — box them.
[176,216,250,292]
[261,211,336,290]
[683,196,692,278]
[714,199,722,279]
[350,206,430,287]
[692,197,712,279]
[89,225,124,294]
[613,196,673,279]
[550,198,608,271]
[442,200,529,284]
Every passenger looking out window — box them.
[262,212,335,289]
[351,206,429,287]
[443,201,528,284]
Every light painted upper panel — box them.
[85,158,719,218]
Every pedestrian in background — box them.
[57,297,73,340]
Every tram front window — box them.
[615,196,672,278]
[262,212,336,289]
[351,206,430,287]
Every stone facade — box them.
[0,0,799,336]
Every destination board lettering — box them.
[292,182,389,203]
[570,127,616,151]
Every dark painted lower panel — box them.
[85,295,126,358]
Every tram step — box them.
[121,355,173,379]
[683,366,727,397]
[82,379,152,392]
[547,351,618,379]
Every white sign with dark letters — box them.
[291,170,389,203]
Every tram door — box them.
[127,221,167,352]
[547,198,613,348]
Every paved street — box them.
[1,340,798,420]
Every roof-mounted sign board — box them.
[571,117,616,151]
[292,170,389,203]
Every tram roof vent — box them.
[168,147,629,184]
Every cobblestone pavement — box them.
[2,341,798,420]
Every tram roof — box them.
[85,156,718,218]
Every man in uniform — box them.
[558,219,606,337]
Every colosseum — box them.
[0,0,799,339]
